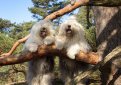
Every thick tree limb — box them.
[76,51,99,65]
[0,44,100,66]
[0,51,33,66]
[45,0,89,20]
[74,45,121,83]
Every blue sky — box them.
[0,0,79,24]
[0,0,35,23]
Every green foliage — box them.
[77,6,87,28]
[77,6,96,51]
[0,32,26,84]
[0,32,23,54]
[29,0,65,20]
[0,33,15,53]
[20,21,35,31]
[0,21,34,84]
[77,6,94,29]
[9,21,34,39]
[0,21,34,54]
[0,18,13,32]
[85,27,97,51]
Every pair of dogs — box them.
[24,16,91,85]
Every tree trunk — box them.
[93,6,121,85]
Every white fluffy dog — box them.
[55,16,92,85]
[23,20,55,85]
[55,16,91,59]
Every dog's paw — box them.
[28,44,38,52]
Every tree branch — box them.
[0,44,100,66]
[0,51,33,66]
[74,45,121,83]
[44,0,89,20]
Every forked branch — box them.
[74,45,121,83]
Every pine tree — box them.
[29,0,65,20]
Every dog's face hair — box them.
[58,17,85,40]
[31,20,53,39]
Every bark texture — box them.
[94,6,121,85]
[0,44,99,66]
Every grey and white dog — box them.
[23,20,55,85]
[55,16,92,85]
